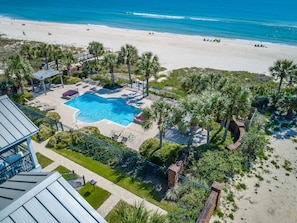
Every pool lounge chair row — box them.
[25,98,56,111]
[110,130,135,143]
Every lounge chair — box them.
[82,83,89,88]
[121,132,135,143]
[42,103,57,111]
[110,130,122,140]
[25,98,40,106]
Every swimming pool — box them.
[65,93,140,126]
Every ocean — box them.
[1,0,297,45]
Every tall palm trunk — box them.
[110,66,115,88]
[159,129,163,148]
[187,123,196,147]
[30,79,34,92]
[146,74,149,96]
[128,63,132,88]
[222,119,230,142]
[67,66,71,76]
[55,59,59,70]
[206,125,211,145]
[278,77,283,94]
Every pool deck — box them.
[33,83,158,151]
[33,83,206,151]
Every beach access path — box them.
[34,140,167,218]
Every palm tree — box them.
[102,53,118,88]
[118,44,139,88]
[181,73,206,94]
[62,51,77,76]
[222,84,251,141]
[51,45,64,70]
[88,41,104,63]
[142,99,172,148]
[20,43,36,91]
[195,92,228,145]
[136,52,160,96]
[83,60,99,75]
[204,73,225,92]
[36,43,52,69]
[176,96,201,146]
[269,59,296,94]
[20,43,36,63]
[4,55,33,94]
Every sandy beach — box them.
[210,129,297,223]
[0,17,297,74]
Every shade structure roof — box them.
[0,172,107,223]
[0,95,38,152]
[33,69,61,80]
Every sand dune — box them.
[1,17,296,74]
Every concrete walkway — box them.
[33,141,167,218]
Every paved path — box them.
[33,141,167,218]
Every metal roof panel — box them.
[36,189,79,223]
[0,95,38,152]
[10,206,36,222]
[24,197,58,222]
[48,181,99,223]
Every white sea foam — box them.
[87,24,109,28]
[132,12,184,20]
[189,17,219,22]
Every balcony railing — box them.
[0,153,35,184]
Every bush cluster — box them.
[9,91,34,104]
[38,124,55,141]
[167,182,209,223]
[140,138,184,167]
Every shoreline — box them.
[1,17,297,74]
[3,15,297,48]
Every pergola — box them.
[33,69,63,95]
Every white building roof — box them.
[0,172,107,223]
[0,95,38,152]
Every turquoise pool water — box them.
[65,93,140,126]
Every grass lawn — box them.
[36,152,53,168]
[78,182,111,210]
[53,148,173,212]
[53,165,79,180]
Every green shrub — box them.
[38,124,55,141]
[9,92,34,104]
[151,143,184,167]
[139,138,160,158]
[47,131,72,149]
[140,138,184,166]
[79,126,100,135]
[52,74,64,84]
[46,112,61,121]
[65,76,81,85]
